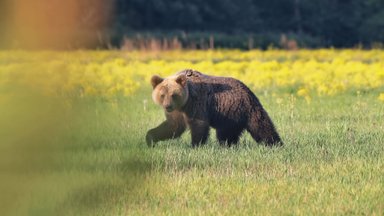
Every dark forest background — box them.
[2,0,384,49]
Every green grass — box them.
[1,88,383,215]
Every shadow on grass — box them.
[58,159,152,216]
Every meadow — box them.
[0,49,383,215]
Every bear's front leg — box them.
[146,121,186,146]
[188,119,210,147]
[146,114,186,147]
[146,121,169,146]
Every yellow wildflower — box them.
[378,93,384,102]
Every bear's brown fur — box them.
[146,69,282,147]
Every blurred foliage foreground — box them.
[0,49,383,215]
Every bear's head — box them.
[151,74,189,112]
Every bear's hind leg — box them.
[247,109,282,146]
[216,128,242,147]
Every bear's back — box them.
[178,69,262,128]
[178,69,258,103]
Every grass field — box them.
[0,50,383,215]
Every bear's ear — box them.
[175,74,187,87]
[151,75,164,89]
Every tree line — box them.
[2,0,384,49]
[114,0,384,49]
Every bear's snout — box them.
[165,105,174,112]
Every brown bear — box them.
[146,69,282,147]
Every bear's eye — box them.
[171,94,178,99]
[160,94,165,99]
